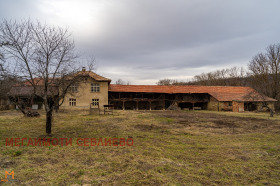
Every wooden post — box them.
[149,101,152,111]
[163,95,165,110]
[123,101,125,110]
[136,101,139,110]
[192,102,194,110]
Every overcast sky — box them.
[1,0,280,84]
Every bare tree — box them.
[115,79,130,85]
[0,40,16,108]
[0,20,79,135]
[157,78,179,85]
[244,90,275,117]
[192,67,247,86]
[248,44,280,100]
[80,54,96,72]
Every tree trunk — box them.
[46,109,53,134]
[17,104,26,115]
[270,109,274,117]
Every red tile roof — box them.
[19,78,55,86]
[8,86,58,96]
[18,71,111,87]
[109,84,277,102]
[75,71,111,82]
[9,70,111,96]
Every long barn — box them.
[109,84,277,112]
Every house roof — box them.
[109,84,277,102]
[9,70,111,96]
[19,78,55,86]
[74,71,111,82]
[8,86,59,97]
[17,71,111,86]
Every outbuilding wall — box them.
[232,101,244,112]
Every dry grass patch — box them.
[0,110,280,185]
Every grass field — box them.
[0,110,280,185]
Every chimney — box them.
[82,67,86,72]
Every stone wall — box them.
[208,101,218,111]
[207,97,220,111]
[232,101,244,112]
[255,102,275,112]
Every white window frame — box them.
[69,98,76,106]
[92,99,99,106]
[69,84,78,93]
[91,83,100,92]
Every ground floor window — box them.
[92,99,99,106]
[69,98,76,106]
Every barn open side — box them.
[108,84,277,112]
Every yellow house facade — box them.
[59,69,111,110]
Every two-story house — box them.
[60,67,111,110]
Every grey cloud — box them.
[1,0,280,84]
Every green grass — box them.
[0,110,280,185]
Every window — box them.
[91,83,100,92]
[69,84,78,93]
[69,98,76,106]
[92,99,99,106]
[228,102,232,106]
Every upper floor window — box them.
[69,98,76,106]
[91,83,100,92]
[69,84,78,93]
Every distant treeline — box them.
[157,66,248,86]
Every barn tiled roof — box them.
[109,84,277,102]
